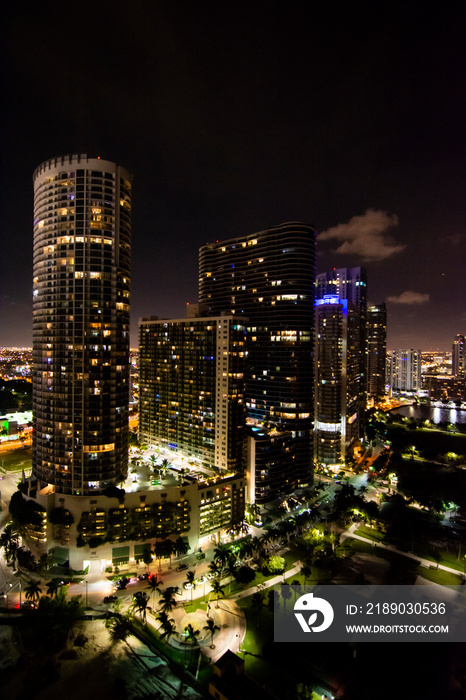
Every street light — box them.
[81,579,88,606]
[7,579,22,608]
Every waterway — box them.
[391,404,466,430]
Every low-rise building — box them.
[17,467,246,572]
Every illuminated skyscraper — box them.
[139,307,246,473]
[199,222,317,493]
[316,267,367,314]
[315,267,367,435]
[314,295,363,467]
[367,304,387,400]
[388,349,422,392]
[32,155,132,495]
[452,334,465,378]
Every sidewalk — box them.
[230,561,302,601]
[342,522,465,577]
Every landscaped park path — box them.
[148,596,247,664]
[341,522,465,578]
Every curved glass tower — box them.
[199,222,317,492]
[32,155,131,495]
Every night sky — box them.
[1,2,465,350]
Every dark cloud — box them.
[386,291,430,305]
[318,209,404,261]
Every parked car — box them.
[103,595,118,604]
[177,563,188,572]
[183,582,193,590]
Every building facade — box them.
[314,295,363,468]
[316,267,367,315]
[246,425,295,505]
[139,309,246,473]
[366,304,387,400]
[316,267,367,416]
[32,155,131,496]
[452,334,465,378]
[21,470,245,571]
[388,349,422,392]
[199,222,317,492]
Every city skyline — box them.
[1,4,465,350]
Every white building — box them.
[388,349,422,392]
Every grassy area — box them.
[389,425,466,456]
[236,590,348,698]
[0,446,32,472]
[352,520,466,573]
[354,524,385,542]
[416,565,463,586]
[337,537,374,556]
[235,596,293,692]
[412,545,464,573]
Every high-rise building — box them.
[388,349,422,392]
[138,307,246,473]
[199,222,317,493]
[452,334,465,378]
[246,425,295,505]
[314,295,363,468]
[32,155,132,496]
[315,267,367,435]
[367,304,387,400]
[316,267,367,314]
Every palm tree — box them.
[225,556,237,593]
[149,454,158,474]
[105,610,134,648]
[158,586,178,615]
[203,617,220,648]
[290,579,302,602]
[208,559,222,579]
[157,612,177,645]
[281,582,292,612]
[24,578,42,604]
[166,539,177,567]
[46,579,63,598]
[146,574,162,604]
[174,536,189,558]
[185,570,196,602]
[184,623,200,667]
[0,525,21,570]
[210,580,225,608]
[38,551,53,575]
[282,518,297,541]
[16,547,37,572]
[239,538,254,563]
[259,533,271,551]
[0,524,19,557]
[132,590,151,623]
[213,543,231,568]
[301,564,313,585]
[251,536,265,562]
[251,591,265,626]
[159,458,171,478]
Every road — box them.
[0,461,379,610]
